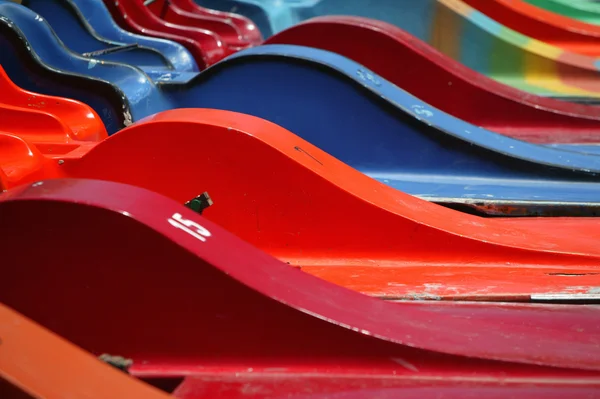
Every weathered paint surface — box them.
[3,179,600,399]
[4,109,600,301]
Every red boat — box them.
[2,178,600,398]
[0,66,106,142]
[3,103,600,301]
[464,0,600,57]
[266,16,600,144]
[144,0,262,44]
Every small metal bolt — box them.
[57,160,65,165]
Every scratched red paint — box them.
[2,105,600,301]
[3,180,600,399]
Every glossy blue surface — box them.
[3,1,600,215]
[22,0,198,72]
[545,144,600,156]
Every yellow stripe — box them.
[431,1,462,59]
[523,50,600,96]
[522,39,563,59]
[436,0,600,97]
[438,0,473,17]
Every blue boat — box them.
[22,0,198,72]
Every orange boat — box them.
[0,303,171,399]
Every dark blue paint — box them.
[0,2,165,132]
[0,33,126,133]
[3,1,600,214]
[23,0,199,72]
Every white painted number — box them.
[168,213,212,242]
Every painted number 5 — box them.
[168,213,212,242]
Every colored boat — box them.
[197,0,304,36]
[143,0,262,45]
[5,2,600,216]
[0,302,171,399]
[33,1,600,145]
[21,0,199,72]
[0,66,106,142]
[3,1,600,388]
[2,179,600,398]
[203,0,600,101]
[524,0,600,25]
[4,108,600,301]
[463,0,600,56]
[266,16,600,144]
[100,0,234,66]
[161,0,263,43]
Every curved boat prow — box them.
[24,108,598,302]
[2,179,600,380]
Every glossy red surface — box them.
[5,301,595,399]
[2,108,600,301]
[464,0,600,56]
[145,0,252,50]
[2,178,600,399]
[0,66,106,142]
[102,0,227,67]
[0,65,106,190]
[266,16,600,144]
[169,0,262,43]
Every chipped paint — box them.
[410,104,434,117]
[391,357,420,372]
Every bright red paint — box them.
[102,0,228,67]
[2,178,600,399]
[146,0,261,47]
[463,0,600,56]
[3,108,600,301]
[144,0,253,50]
[169,0,262,43]
[0,66,106,142]
[266,16,600,144]
[0,65,106,189]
